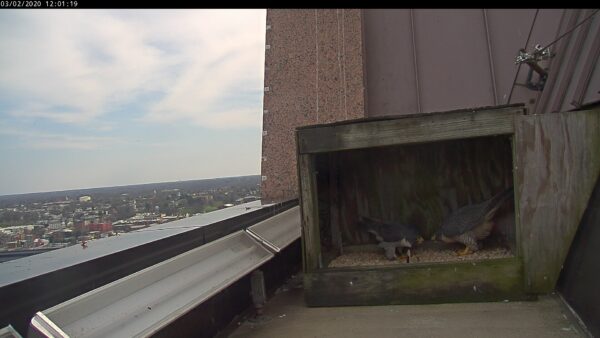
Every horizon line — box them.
[0,174,261,198]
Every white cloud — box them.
[141,10,266,128]
[0,9,266,129]
[0,127,119,150]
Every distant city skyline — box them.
[0,10,266,195]
[0,175,260,198]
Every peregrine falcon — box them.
[432,187,514,256]
[358,216,423,261]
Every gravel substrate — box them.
[328,247,513,267]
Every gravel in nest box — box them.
[328,246,513,268]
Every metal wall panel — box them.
[508,9,566,110]
[364,9,600,116]
[363,9,418,115]
[541,9,600,113]
[484,9,540,105]
[414,9,495,113]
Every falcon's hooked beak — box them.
[416,236,424,244]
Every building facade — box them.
[260,9,600,203]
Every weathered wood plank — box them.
[515,109,600,293]
[328,153,343,254]
[298,154,322,272]
[510,136,523,258]
[298,106,523,154]
[304,258,527,306]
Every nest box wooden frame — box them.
[296,104,600,306]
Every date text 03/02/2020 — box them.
[0,0,78,6]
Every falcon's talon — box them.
[456,247,473,256]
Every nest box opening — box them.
[313,135,516,268]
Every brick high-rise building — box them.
[260,9,367,203]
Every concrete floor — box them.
[226,275,586,338]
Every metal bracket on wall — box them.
[515,45,555,91]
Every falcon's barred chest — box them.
[437,187,513,255]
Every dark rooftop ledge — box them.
[0,199,298,334]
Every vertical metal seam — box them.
[571,17,600,107]
[551,9,593,112]
[535,9,581,114]
[315,9,320,123]
[409,9,422,114]
[483,9,499,105]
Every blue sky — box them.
[0,10,266,195]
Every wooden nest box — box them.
[296,104,600,306]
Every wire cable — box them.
[507,9,539,104]
[538,9,599,52]
[507,9,600,104]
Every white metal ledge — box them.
[30,230,273,338]
[246,206,300,252]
